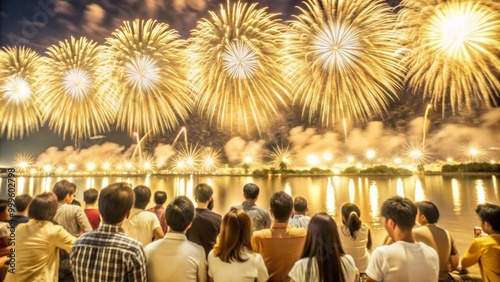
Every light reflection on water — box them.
[369,181,379,227]
[475,179,486,204]
[452,178,461,215]
[414,179,425,202]
[326,177,336,217]
[396,178,404,197]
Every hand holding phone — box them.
[474,226,483,238]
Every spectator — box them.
[122,185,164,246]
[366,196,439,282]
[145,196,207,282]
[231,183,271,232]
[70,182,146,281]
[186,183,222,257]
[208,209,269,282]
[147,191,168,234]
[413,201,459,281]
[460,203,500,281]
[251,191,307,282]
[289,213,359,282]
[10,194,32,229]
[5,192,75,281]
[0,200,10,253]
[83,188,100,230]
[289,196,311,229]
[338,203,372,274]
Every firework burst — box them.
[40,37,117,141]
[270,145,294,170]
[104,19,192,136]
[0,46,44,139]
[14,153,35,170]
[171,144,203,172]
[187,1,290,134]
[200,148,222,172]
[399,0,500,113]
[285,0,404,126]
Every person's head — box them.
[270,191,293,222]
[214,209,253,263]
[475,203,500,233]
[381,196,417,233]
[243,183,260,201]
[83,188,99,205]
[52,179,76,203]
[415,201,440,225]
[28,192,58,221]
[341,203,362,239]
[133,185,151,209]
[165,196,195,232]
[153,191,167,205]
[99,182,135,225]
[194,183,213,204]
[15,194,33,214]
[0,200,8,221]
[301,213,345,282]
[293,196,308,214]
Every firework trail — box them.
[285,0,404,126]
[399,0,500,113]
[0,46,44,139]
[104,19,192,136]
[187,0,291,134]
[41,37,117,141]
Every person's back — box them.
[70,183,147,282]
[288,197,311,229]
[251,191,306,282]
[83,188,101,230]
[52,180,92,237]
[146,191,168,234]
[230,183,271,232]
[366,196,439,282]
[10,194,32,229]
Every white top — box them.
[144,232,207,282]
[288,214,311,229]
[208,249,269,282]
[122,208,161,246]
[366,241,439,282]
[338,224,371,272]
[288,255,357,282]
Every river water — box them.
[2,174,499,272]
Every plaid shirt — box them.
[70,224,147,282]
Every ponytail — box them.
[347,211,361,239]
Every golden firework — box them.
[0,46,44,139]
[399,0,500,113]
[187,1,291,134]
[41,37,117,141]
[270,145,294,170]
[14,153,35,170]
[285,0,404,126]
[104,19,192,136]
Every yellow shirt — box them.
[5,220,76,282]
[461,234,500,282]
[251,223,307,282]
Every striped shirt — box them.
[70,224,147,282]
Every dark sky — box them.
[0,0,402,166]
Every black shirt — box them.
[186,208,222,257]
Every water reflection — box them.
[451,178,461,215]
[493,175,498,200]
[284,183,292,196]
[415,179,425,201]
[86,177,95,189]
[369,181,379,227]
[18,177,26,194]
[348,179,355,203]
[475,179,486,204]
[396,178,404,197]
[102,177,109,189]
[186,176,194,203]
[326,177,336,217]
[29,177,34,196]
[145,175,150,187]
[42,177,52,192]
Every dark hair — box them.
[133,185,151,209]
[476,203,500,231]
[301,213,345,282]
[166,196,195,232]
[0,200,7,215]
[415,201,440,224]
[83,188,99,204]
[341,203,362,238]
[214,209,253,263]
[28,192,58,221]
[381,196,417,231]
[243,183,260,200]
[154,191,167,205]
[52,180,76,201]
[99,183,134,225]
[270,191,293,222]
[15,194,33,213]
[194,183,213,203]
[293,196,308,213]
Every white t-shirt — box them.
[366,241,439,282]
[122,208,161,246]
[338,224,371,272]
[288,255,357,282]
[208,249,269,282]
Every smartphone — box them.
[474,226,482,238]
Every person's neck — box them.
[15,211,28,217]
[85,204,97,209]
[294,212,306,216]
[196,202,209,209]
[169,230,186,235]
[392,230,415,243]
[244,198,256,203]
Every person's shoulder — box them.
[230,204,242,210]
[288,226,307,236]
[252,228,271,238]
